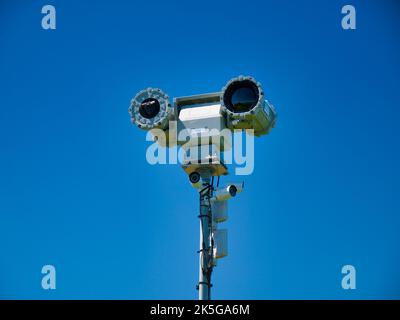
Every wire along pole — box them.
[197,176,213,300]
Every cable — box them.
[199,184,212,194]
[199,186,210,275]
[197,181,213,297]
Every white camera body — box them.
[212,182,244,202]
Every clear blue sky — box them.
[0,0,399,299]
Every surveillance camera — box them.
[229,182,244,194]
[189,171,202,189]
[213,182,244,201]
[128,87,175,131]
[129,77,277,176]
[220,75,277,137]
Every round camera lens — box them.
[189,172,201,184]
[139,98,160,119]
[228,185,237,197]
[224,80,259,113]
[231,87,258,112]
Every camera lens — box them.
[223,80,259,113]
[228,185,237,197]
[231,87,257,111]
[139,98,160,119]
[189,172,201,184]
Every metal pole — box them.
[197,176,213,300]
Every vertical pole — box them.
[197,176,213,300]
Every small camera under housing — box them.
[189,171,202,189]
[212,182,244,202]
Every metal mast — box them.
[197,175,214,300]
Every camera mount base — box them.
[181,160,228,177]
[181,144,228,177]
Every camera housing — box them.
[212,228,228,260]
[129,87,175,130]
[212,182,244,202]
[211,199,228,223]
[220,76,277,137]
[176,92,229,177]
